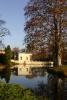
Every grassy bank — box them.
[47,65,67,77]
[0,82,48,100]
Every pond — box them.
[0,66,48,88]
[0,65,67,99]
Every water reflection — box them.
[0,65,67,99]
[33,81,48,97]
[0,66,11,83]
[10,66,48,89]
[48,74,64,100]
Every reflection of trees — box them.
[31,67,46,76]
[48,74,58,100]
[25,75,36,79]
[57,78,64,100]
[48,74,64,100]
[63,78,67,100]
[33,81,48,97]
[0,66,11,83]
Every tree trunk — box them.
[53,14,62,67]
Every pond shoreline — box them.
[46,66,67,77]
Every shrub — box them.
[0,82,48,100]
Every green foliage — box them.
[0,45,12,65]
[0,54,6,64]
[0,83,48,100]
[0,67,11,83]
[5,45,12,65]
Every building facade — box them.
[18,53,32,64]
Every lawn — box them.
[47,65,67,77]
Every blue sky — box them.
[0,0,28,49]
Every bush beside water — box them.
[0,82,48,100]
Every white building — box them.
[12,52,53,75]
[18,53,32,64]
[16,53,32,75]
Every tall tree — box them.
[48,0,67,66]
[5,45,12,65]
[24,0,67,67]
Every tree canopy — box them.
[24,0,67,66]
[5,45,12,65]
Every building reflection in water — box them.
[0,65,67,99]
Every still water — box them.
[0,66,67,99]
[0,66,48,88]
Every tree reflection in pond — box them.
[0,66,11,83]
[0,66,67,100]
[33,81,48,97]
[31,68,66,100]
[48,74,65,100]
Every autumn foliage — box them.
[24,0,67,65]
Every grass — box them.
[46,65,67,77]
[61,65,67,76]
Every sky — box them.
[0,0,28,49]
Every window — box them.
[20,57,22,60]
[26,57,28,60]
[20,68,22,71]
[26,68,28,71]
